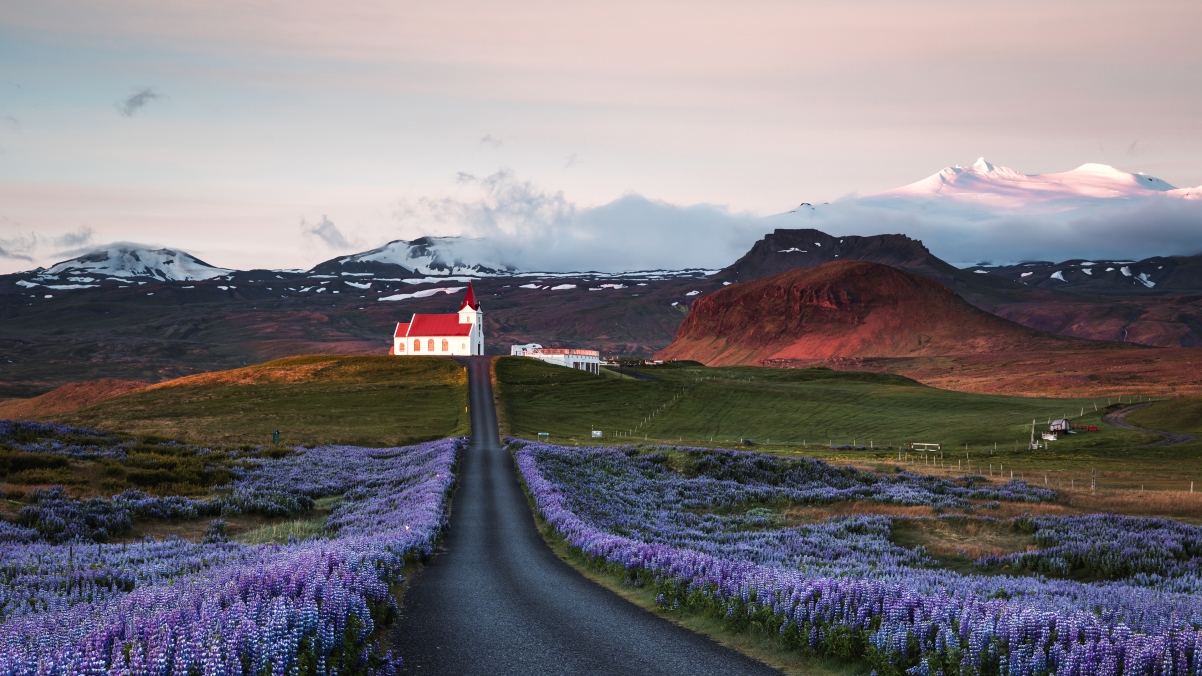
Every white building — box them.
[511,343,543,356]
[392,282,484,356]
[518,347,601,374]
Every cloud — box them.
[118,88,160,116]
[0,245,33,261]
[301,214,357,250]
[389,169,1202,274]
[772,197,1202,266]
[480,134,502,148]
[1,116,18,131]
[564,153,581,170]
[0,230,37,261]
[53,226,93,250]
[392,170,762,271]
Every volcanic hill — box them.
[712,228,1017,295]
[657,260,1105,366]
[711,228,1202,348]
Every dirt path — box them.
[1102,402,1196,447]
[390,357,779,675]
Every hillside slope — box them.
[712,228,1202,348]
[0,379,147,420]
[658,261,1103,366]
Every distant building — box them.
[1049,418,1071,433]
[511,343,543,356]
[392,282,483,356]
[518,347,601,374]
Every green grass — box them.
[497,357,1143,450]
[496,357,1202,489]
[235,496,342,544]
[1129,395,1202,434]
[57,355,469,447]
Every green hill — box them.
[56,355,468,447]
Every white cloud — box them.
[391,169,761,271]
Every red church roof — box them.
[459,281,479,311]
[406,314,473,337]
[393,322,410,338]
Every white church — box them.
[392,282,484,356]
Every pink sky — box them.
[1,0,1200,272]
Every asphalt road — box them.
[391,356,779,675]
[1102,402,1196,447]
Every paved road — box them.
[391,356,779,675]
[1102,402,1196,447]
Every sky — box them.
[1,0,1200,274]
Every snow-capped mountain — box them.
[311,236,518,277]
[39,245,232,282]
[774,158,1202,265]
[866,158,1194,210]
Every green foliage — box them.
[235,497,341,544]
[0,450,70,476]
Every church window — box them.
[428,339,435,352]
[413,339,420,352]
[398,341,405,352]
[442,339,449,351]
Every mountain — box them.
[32,245,233,283]
[968,253,1202,292]
[656,261,1106,366]
[712,227,1202,348]
[712,228,1019,296]
[773,158,1202,267]
[868,158,1196,209]
[310,237,518,277]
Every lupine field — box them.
[0,420,463,675]
[515,441,1202,676]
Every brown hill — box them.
[656,260,1111,366]
[0,379,147,420]
[713,228,1202,348]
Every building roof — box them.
[529,348,599,356]
[459,281,479,311]
[407,313,473,337]
[394,322,410,338]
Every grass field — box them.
[56,355,469,447]
[1129,395,1202,434]
[495,357,1202,494]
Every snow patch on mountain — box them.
[378,286,466,302]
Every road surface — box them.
[391,356,779,675]
[1102,402,1196,447]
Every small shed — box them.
[1050,419,1070,433]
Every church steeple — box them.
[458,281,481,326]
[459,281,480,311]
